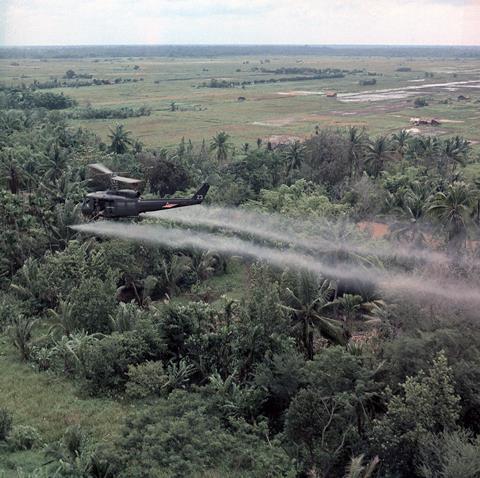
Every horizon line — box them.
[1,43,480,48]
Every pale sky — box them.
[1,0,479,46]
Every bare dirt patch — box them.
[266,134,305,146]
[338,80,480,103]
[277,91,324,97]
[357,222,390,239]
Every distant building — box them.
[410,117,441,126]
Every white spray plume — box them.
[147,206,451,266]
[72,221,480,307]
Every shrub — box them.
[414,97,429,108]
[9,425,41,450]
[0,407,13,441]
[8,315,37,361]
[371,352,460,476]
[80,322,165,394]
[67,274,118,333]
[113,390,295,477]
[125,361,169,399]
[0,294,22,331]
[419,429,480,478]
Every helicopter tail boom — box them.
[193,183,210,202]
[136,183,209,214]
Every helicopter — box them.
[81,163,209,219]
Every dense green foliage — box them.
[1,64,480,478]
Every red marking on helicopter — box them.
[163,203,178,208]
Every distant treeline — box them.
[200,72,345,88]
[0,87,76,109]
[0,84,152,117]
[359,78,377,86]
[66,105,151,119]
[30,77,144,89]
[257,67,359,75]
[2,44,480,59]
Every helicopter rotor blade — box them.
[88,163,113,176]
[112,175,143,186]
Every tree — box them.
[329,293,364,330]
[428,181,473,252]
[414,97,429,107]
[282,272,348,358]
[344,455,379,478]
[66,273,118,333]
[305,347,384,436]
[391,129,412,157]
[189,249,215,282]
[346,126,367,179]
[108,124,133,154]
[371,352,461,476]
[8,315,37,361]
[138,150,190,196]
[284,140,306,177]
[0,147,21,194]
[159,255,191,298]
[406,136,441,169]
[285,387,357,476]
[44,141,67,183]
[442,136,470,178]
[389,182,430,247]
[303,130,351,187]
[112,391,295,477]
[210,131,232,165]
[418,429,480,478]
[366,136,394,178]
[48,300,77,337]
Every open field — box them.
[2,54,480,148]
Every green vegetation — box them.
[2,53,480,149]
[1,48,480,477]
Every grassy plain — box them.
[1,55,480,149]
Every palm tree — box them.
[347,126,367,178]
[48,300,77,337]
[10,257,49,309]
[344,455,379,478]
[210,131,232,164]
[190,249,215,282]
[389,182,430,247]
[43,200,81,249]
[442,136,470,178]
[8,315,37,361]
[110,302,141,332]
[428,181,473,252]
[284,140,306,177]
[329,294,364,324]
[282,272,348,359]
[160,255,192,298]
[0,147,21,194]
[473,177,480,224]
[366,136,394,178]
[44,141,67,183]
[391,129,412,157]
[52,331,101,375]
[108,124,133,154]
[407,136,441,169]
